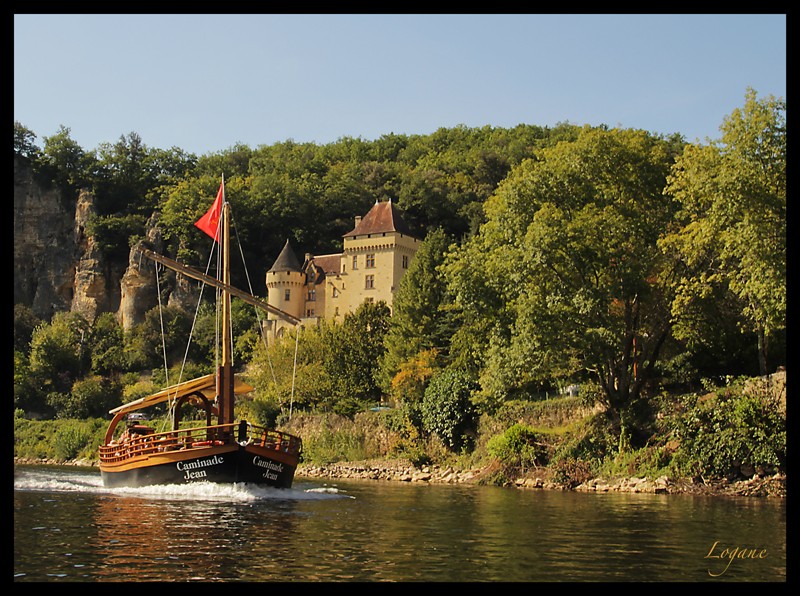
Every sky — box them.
[14,13,787,156]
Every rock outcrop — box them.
[14,158,170,327]
[118,213,163,330]
[14,158,78,319]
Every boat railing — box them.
[100,421,301,463]
[244,422,302,456]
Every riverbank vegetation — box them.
[14,89,785,491]
[14,371,785,492]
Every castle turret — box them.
[266,239,305,336]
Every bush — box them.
[301,427,368,465]
[53,422,93,461]
[670,377,786,479]
[421,369,477,451]
[595,445,673,479]
[15,418,107,463]
[487,423,547,472]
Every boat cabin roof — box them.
[108,373,254,416]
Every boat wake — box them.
[14,466,353,502]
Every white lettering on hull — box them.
[177,455,224,481]
[253,455,284,481]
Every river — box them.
[13,464,786,582]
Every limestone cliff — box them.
[14,157,158,325]
[118,214,163,331]
[14,158,78,320]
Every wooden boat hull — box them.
[100,442,298,489]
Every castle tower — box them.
[332,199,419,317]
[265,239,305,338]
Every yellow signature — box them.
[705,541,768,577]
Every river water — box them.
[13,464,786,582]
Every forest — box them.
[13,88,786,483]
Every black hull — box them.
[100,444,297,489]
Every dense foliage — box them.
[13,89,785,482]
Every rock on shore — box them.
[298,459,481,484]
[15,457,785,498]
[296,460,786,498]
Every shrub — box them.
[301,427,368,465]
[421,368,477,451]
[53,421,93,461]
[487,423,547,472]
[670,377,786,479]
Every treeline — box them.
[13,88,785,463]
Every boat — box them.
[99,177,303,488]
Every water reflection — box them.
[91,494,301,580]
[14,466,785,582]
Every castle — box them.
[264,199,420,338]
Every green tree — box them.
[13,121,41,161]
[123,305,194,372]
[322,301,391,415]
[421,368,477,451]
[379,227,456,397]
[14,350,49,416]
[661,88,786,375]
[28,312,91,397]
[444,127,681,444]
[250,324,332,418]
[89,312,126,375]
[40,125,93,199]
[14,304,41,353]
[53,375,122,419]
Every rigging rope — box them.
[155,262,170,388]
[289,326,300,421]
[231,211,277,384]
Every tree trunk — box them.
[757,327,768,376]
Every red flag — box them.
[195,182,224,241]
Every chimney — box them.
[355,215,362,226]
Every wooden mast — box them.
[218,199,235,428]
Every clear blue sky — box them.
[14,13,786,156]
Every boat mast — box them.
[218,199,235,427]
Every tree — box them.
[13,121,40,161]
[378,227,456,396]
[40,125,93,198]
[14,304,41,353]
[421,368,477,451]
[57,375,122,419]
[88,312,126,375]
[444,127,681,444]
[28,312,91,395]
[661,88,786,375]
[322,301,391,415]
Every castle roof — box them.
[268,239,302,273]
[311,254,342,275]
[344,199,415,238]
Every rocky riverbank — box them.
[296,459,786,498]
[15,456,785,498]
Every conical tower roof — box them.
[268,239,302,273]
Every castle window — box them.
[352,255,358,270]
[402,255,409,269]
[364,297,374,304]
[307,289,316,301]
[366,253,375,268]
[284,289,291,301]
[332,287,339,298]
[306,309,315,317]
[365,274,374,290]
